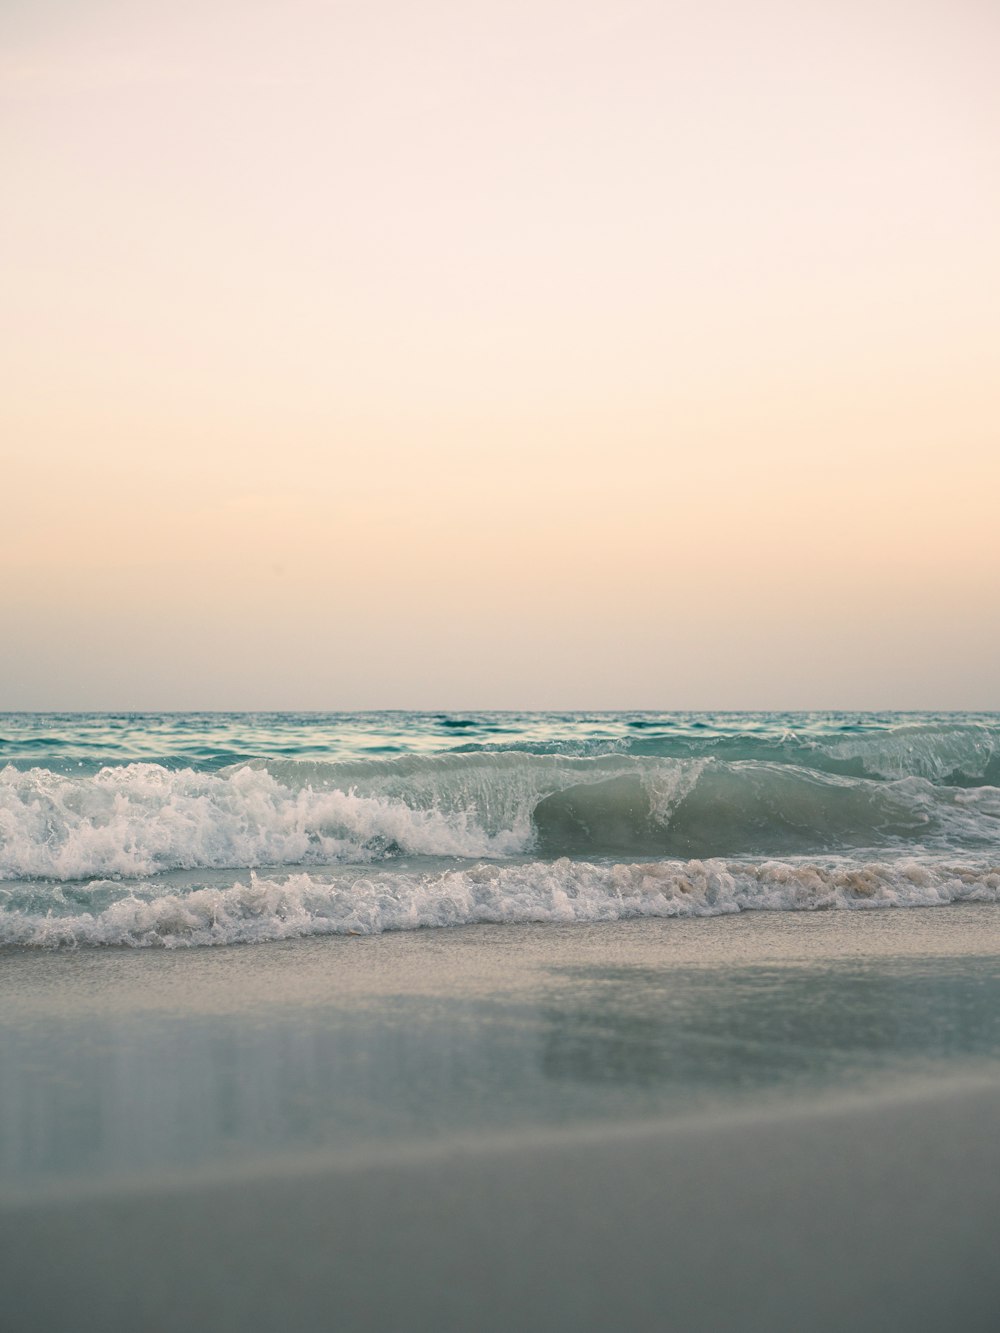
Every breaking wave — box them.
[4,856,999,948]
[2,754,999,884]
[3,731,999,947]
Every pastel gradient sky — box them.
[2,0,998,709]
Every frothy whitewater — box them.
[1,712,997,946]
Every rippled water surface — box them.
[3,710,1000,774]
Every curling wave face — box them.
[1,712,998,946]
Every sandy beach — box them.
[4,907,1000,1331]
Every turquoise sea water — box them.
[4,709,1000,773]
[1,711,998,946]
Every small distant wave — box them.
[808,724,1000,785]
[4,856,999,948]
[448,723,1000,784]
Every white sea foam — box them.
[4,857,999,948]
[0,762,528,881]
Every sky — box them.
[2,0,998,710]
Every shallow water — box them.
[4,906,1000,1193]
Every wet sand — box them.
[3,908,1000,1331]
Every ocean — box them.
[1,710,999,946]
[3,712,1000,1331]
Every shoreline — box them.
[5,908,1000,1331]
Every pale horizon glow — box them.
[2,0,998,709]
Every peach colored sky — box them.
[2,0,998,709]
